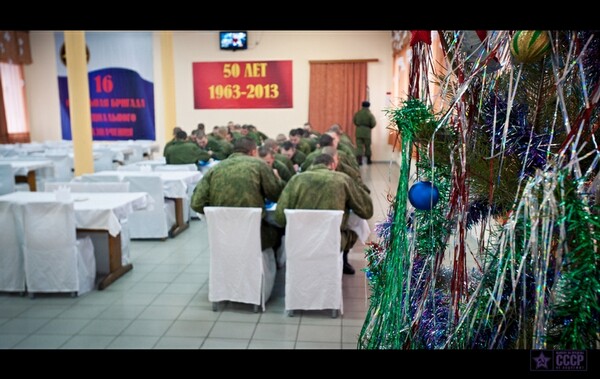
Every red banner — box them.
[192,60,293,109]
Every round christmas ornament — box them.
[510,31,550,63]
[408,181,440,210]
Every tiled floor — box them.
[0,162,399,349]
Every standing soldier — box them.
[353,100,377,165]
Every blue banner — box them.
[55,32,155,140]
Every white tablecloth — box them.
[0,159,54,176]
[0,191,151,237]
[92,170,201,198]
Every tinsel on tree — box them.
[359,30,600,349]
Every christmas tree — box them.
[359,30,600,349]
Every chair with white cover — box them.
[283,209,344,318]
[21,201,96,297]
[116,164,142,171]
[153,164,198,172]
[126,175,176,239]
[93,148,116,172]
[0,201,25,293]
[47,181,132,266]
[204,206,276,312]
[0,163,15,195]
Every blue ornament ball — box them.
[408,181,440,210]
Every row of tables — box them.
[0,161,202,292]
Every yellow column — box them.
[64,31,94,175]
[160,31,177,141]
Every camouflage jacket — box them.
[274,164,373,229]
[164,140,210,164]
[353,108,377,139]
[275,153,296,176]
[273,159,293,183]
[300,148,370,193]
[191,152,285,215]
[206,136,234,160]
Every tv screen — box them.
[220,31,248,50]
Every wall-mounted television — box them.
[219,31,248,51]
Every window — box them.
[0,62,30,142]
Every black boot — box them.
[357,156,362,166]
[343,250,355,275]
[367,155,372,165]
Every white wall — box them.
[24,31,395,161]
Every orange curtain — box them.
[308,62,367,143]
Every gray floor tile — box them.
[217,310,261,323]
[151,264,188,273]
[76,292,118,306]
[0,304,31,318]
[61,335,115,349]
[17,305,69,319]
[295,341,342,349]
[342,342,358,349]
[208,322,256,339]
[0,318,50,334]
[342,318,365,327]
[36,318,90,335]
[154,336,204,349]
[172,273,208,284]
[0,334,28,348]
[58,305,109,319]
[97,304,146,320]
[297,324,342,343]
[164,320,215,337]
[300,312,343,326]
[122,319,173,336]
[112,292,158,306]
[79,319,133,336]
[107,335,160,349]
[248,339,295,349]
[13,334,71,349]
[201,338,249,349]
[129,281,169,294]
[140,271,181,283]
[163,282,203,295]
[178,307,220,321]
[252,323,299,341]
[138,305,184,320]
[258,312,301,325]
[342,326,363,343]
[0,318,8,326]
[151,293,194,307]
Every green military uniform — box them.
[301,148,370,194]
[191,152,285,250]
[275,153,296,176]
[273,159,293,183]
[290,150,306,167]
[303,137,318,153]
[353,106,377,162]
[164,140,210,165]
[206,136,233,160]
[295,140,312,156]
[274,163,373,252]
[163,138,177,157]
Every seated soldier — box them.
[280,140,306,172]
[274,153,373,274]
[164,130,210,165]
[258,145,292,183]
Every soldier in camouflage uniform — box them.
[191,137,285,250]
[163,126,183,157]
[352,101,377,165]
[280,141,306,172]
[165,130,211,165]
[258,146,293,183]
[274,153,373,274]
[289,128,312,156]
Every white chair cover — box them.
[126,175,175,239]
[0,201,25,292]
[0,163,15,195]
[204,207,276,311]
[21,201,96,296]
[117,164,142,171]
[283,209,344,315]
[93,148,116,172]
